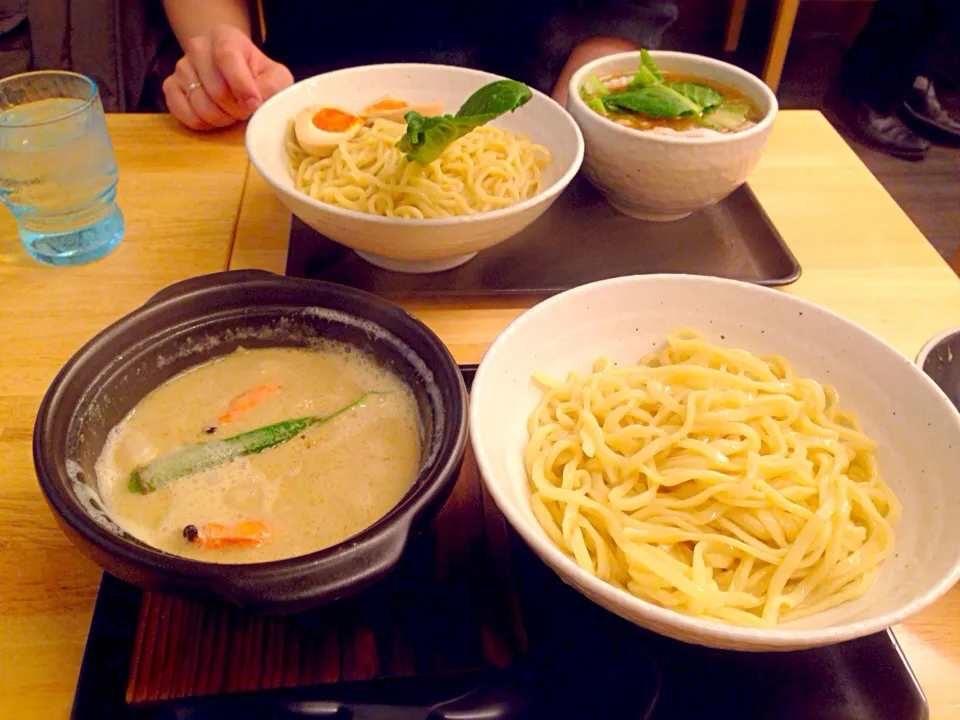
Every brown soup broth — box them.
[600,71,762,132]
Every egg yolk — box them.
[366,98,408,112]
[311,108,360,133]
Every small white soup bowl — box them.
[470,275,960,651]
[567,51,777,222]
[246,64,583,274]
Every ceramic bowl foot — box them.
[355,251,478,273]
[608,201,693,222]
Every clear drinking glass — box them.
[0,71,124,266]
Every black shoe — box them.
[902,76,960,144]
[843,101,930,160]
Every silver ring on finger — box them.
[185,81,203,96]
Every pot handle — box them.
[142,269,284,309]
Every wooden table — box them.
[1,112,958,718]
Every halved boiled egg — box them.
[361,97,445,123]
[294,105,363,157]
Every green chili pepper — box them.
[128,392,379,493]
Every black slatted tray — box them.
[285,176,801,296]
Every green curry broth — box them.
[599,71,762,133]
[95,346,422,563]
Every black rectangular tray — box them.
[285,176,801,297]
[71,366,926,720]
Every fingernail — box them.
[244,97,261,112]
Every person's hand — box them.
[162,24,294,131]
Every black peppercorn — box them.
[204,426,217,435]
[183,524,199,543]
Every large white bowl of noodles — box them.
[470,275,960,651]
[246,64,583,274]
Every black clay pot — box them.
[33,270,468,613]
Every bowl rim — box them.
[33,270,469,598]
[567,50,779,146]
[915,326,960,367]
[245,62,585,227]
[469,273,960,649]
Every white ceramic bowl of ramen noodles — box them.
[246,63,584,274]
[567,51,777,221]
[469,275,960,651]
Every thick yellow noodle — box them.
[285,118,551,218]
[525,329,901,627]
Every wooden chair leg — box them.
[250,0,267,44]
[950,245,960,278]
[762,0,801,93]
[725,0,750,52]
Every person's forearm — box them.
[162,0,251,48]
[552,36,637,106]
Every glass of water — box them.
[0,71,124,266]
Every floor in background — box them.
[773,39,958,265]
[665,27,959,264]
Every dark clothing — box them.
[26,0,180,112]
[263,1,678,95]
[24,0,676,113]
[843,0,959,113]
[0,0,26,36]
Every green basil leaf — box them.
[455,79,532,118]
[698,107,746,130]
[714,99,753,118]
[641,49,663,82]
[587,96,608,115]
[397,79,533,165]
[665,82,723,112]
[629,48,663,89]
[582,74,610,100]
[698,101,756,130]
[395,111,492,165]
[602,86,700,118]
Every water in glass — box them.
[0,71,124,266]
